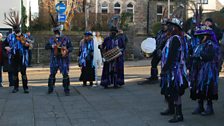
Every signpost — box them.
[55,1,67,26]
[58,14,66,23]
[55,2,66,14]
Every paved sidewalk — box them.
[0,80,223,126]
[0,66,223,126]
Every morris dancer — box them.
[100,27,125,89]
[45,16,73,96]
[160,5,188,123]
[190,25,219,116]
[3,12,30,93]
[147,19,168,82]
[78,32,95,87]
[204,18,222,71]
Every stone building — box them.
[38,0,179,34]
[36,0,179,62]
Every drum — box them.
[103,46,122,62]
[141,37,156,58]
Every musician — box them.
[26,31,34,67]
[190,25,219,116]
[45,23,73,96]
[147,19,168,82]
[160,5,188,123]
[3,12,30,93]
[100,27,125,89]
[78,32,95,87]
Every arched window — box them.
[114,2,121,14]
[126,3,134,22]
[101,2,108,14]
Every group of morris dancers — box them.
[2,11,126,96]
[1,5,223,124]
[146,5,223,123]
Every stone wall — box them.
[30,31,136,65]
[31,31,83,65]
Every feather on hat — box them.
[188,1,203,26]
[3,11,22,32]
[167,4,185,29]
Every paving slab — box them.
[0,66,223,126]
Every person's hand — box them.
[52,44,56,48]
[5,47,11,52]
[25,42,30,47]
[62,47,68,57]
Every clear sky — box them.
[30,0,38,13]
[219,0,224,5]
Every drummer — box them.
[146,18,169,83]
[100,27,126,89]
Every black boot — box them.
[63,75,70,96]
[82,81,87,87]
[147,68,159,81]
[161,97,175,115]
[169,105,184,123]
[12,76,19,93]
[48,75,55,94]
[12,88,19,93]
[192,100,204,115]
[22,75,29,94]
[89,81,93,86]
[201,100,214,116]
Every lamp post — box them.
[96,0,98,23]
[147,0,150,34]
[168,0,170,18]
[84,0,90,31]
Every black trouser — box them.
[8,72,14,86]
[11,54,28,90]
[28,50,32,66]
[48,72,70,92]
[12,67,28,90]
[150,54,161,78]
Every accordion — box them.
[103,46,122,62]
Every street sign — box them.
[58,14,66,23]
[55,2,66,14]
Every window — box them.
[101,2,108,14]
[197,0,208,4]
[156,4,174,22]
[114,2,121,14]
[157,5,163,22]
[126,3,134,22]
[157,5,163,14]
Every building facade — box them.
[39,0,178,34]
[187,0,224,18]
